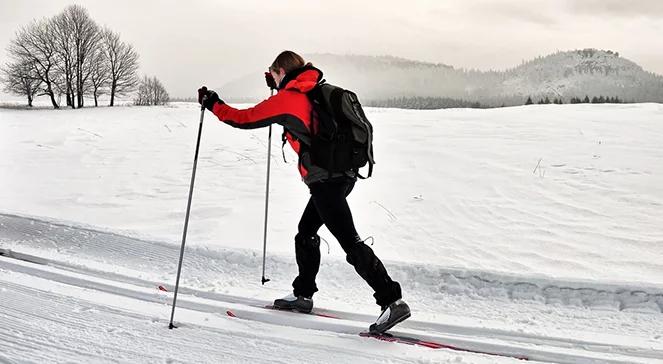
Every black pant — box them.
[292,176,402,308]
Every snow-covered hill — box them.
[221,50,663,105]
[499,49,663,102]
[1,103,662,363]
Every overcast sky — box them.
[1,0,662,98]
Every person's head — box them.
[269,50,306,87]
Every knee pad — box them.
[295,233,321,249]
[345,242,378,270]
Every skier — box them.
[197,50,410,333]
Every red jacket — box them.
[211,66,351,184]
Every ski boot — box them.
[273,293,314,314]
[369,299,411,334]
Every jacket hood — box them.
[278,64,324,93]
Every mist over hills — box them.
[222,49,663,107]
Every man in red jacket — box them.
[198,51,409,333]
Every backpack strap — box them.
[327,87,347,179]
[329,87,344,120]
[355,162,373,179]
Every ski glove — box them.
[197,86,224,111]
[264,72,277,90]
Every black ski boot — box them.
[273,293,314,313]
[369,299,411,334]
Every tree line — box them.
[525,95,627,105]
[365,94,631,110]
[0,5,166,108]
[366,96,483,109]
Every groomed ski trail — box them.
[1,217,662,363]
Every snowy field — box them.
[1,102,662,363]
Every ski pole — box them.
[261,88,275,285]
[169,99,206,329]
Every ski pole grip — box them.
[200,95,208,111]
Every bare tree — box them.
[52,5,101,108]
[52,9,75,107]
[101,28,139,106]
[6,5,147,109]
[134,75,149,106]
[8,19,62,108]
[135,75,169,105]
[89,47,110,107]
[70,6,100,108]
[1,60,43,106]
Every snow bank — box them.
[1,102,662,288]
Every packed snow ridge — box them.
[1,213,662,315]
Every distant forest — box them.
[364,94,630,110]
[365,97,483,109]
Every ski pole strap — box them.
[281,129,288,163]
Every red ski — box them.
[360,332,528,360]
[225,308,528,360]
[225,306,340,320]
[262,305,340,319]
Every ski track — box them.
[2,212,662,315]
[1,256,661,364]
[0,260,506,364]
[1,213,663,363]
[0,277,432,364]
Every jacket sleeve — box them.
[210,93,285,130]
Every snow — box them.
[1,102,662,363]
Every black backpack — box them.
[305,82,375,178]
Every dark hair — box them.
[270,51,306,74]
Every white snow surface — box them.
[1,102,662,363]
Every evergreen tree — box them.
[525,96,533,105]
[584,95,590,103]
